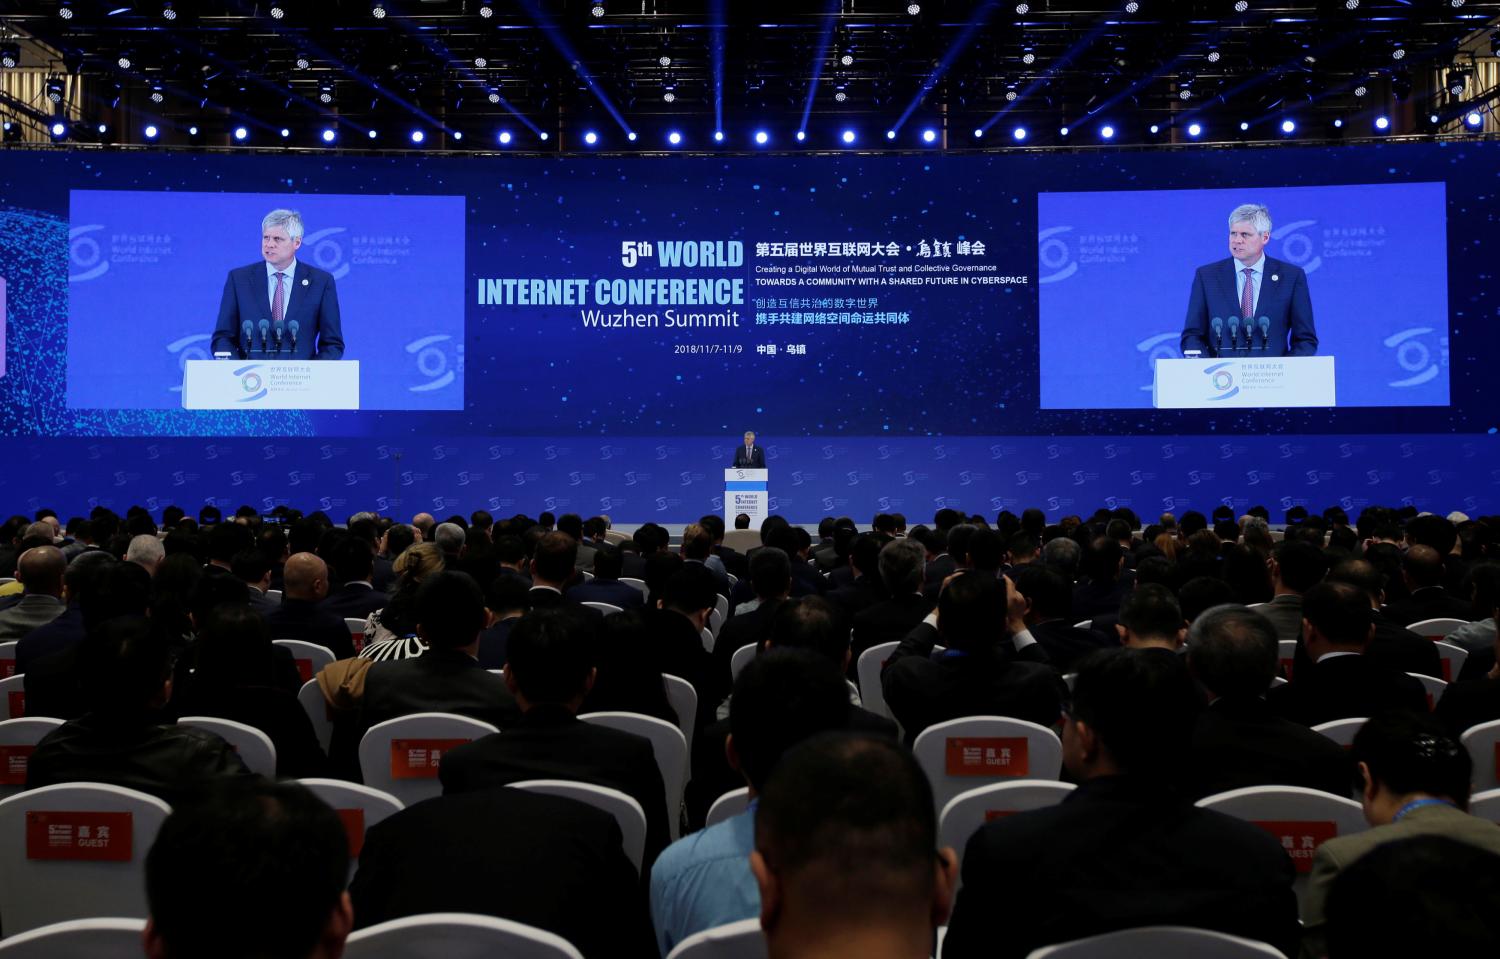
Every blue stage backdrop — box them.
[0,140,1494,517]
[1038,182,1449,409]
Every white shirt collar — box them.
[266,259,298,281]
[1237,253,1265,275]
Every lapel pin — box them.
[1271,274,1279,281]
[301,278,309,286]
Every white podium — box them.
[724,468,769,530]
[182,359,360,410]
[1153,356,1335,409]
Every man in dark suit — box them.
[1269,581,1429,726]
[1384,544,1476,627]
[1434,593,1500,737]
[712,547,790,687]
[700,514,748,581]
[14,551,113,673]
[732,431,765,468]
[526,531,584,610]
[1180,203,1317,357]
[883,572,1063,746]
[0,545,67,642]
[643,560,721,727]
[1185,604,1352,800]
[1327,558,1442,679]
[319,538,390,622]
[825,533,886,621]
[943,648,1300,959]
[1011,563,1114,673]
[917,527,956,599]
[567,544,644,611]
[438,608,671,867]
[210,208,344,360]
[265,552,356,658]
[850,538,934,678]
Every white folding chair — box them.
[298,679,336,754]
[1024,925,1285,959]
[662,674,698,757]
[358,713,499,807]
[1277,639,1298,680]
[0,717,63,799]
[177,716,277,778]
[264,589,283,604]
[725,573,738,590]
[0,917,148,958]
[579,711,687,840]
[295,778,404,878]
[344,617,368,653]
[729,643,757,683]
[579,570,595,581]
[620,577,649,601]
[508,780,648,875]
[1432,642,1468,684]
[1406,617,1469,640]
[1269,676,1288,688]
[0,641,16,679]
[1195,785,1367,903]
[855,641,900,721]
[272,639,338,684]
[1407,672,1448,710]
[344,912,584,959]
[581,601,623,616]
[1310,718,1366,748]
[705,786,752,828]
[1071,620,1091,630]
[938,780,1076,882]
[713,595,729,633]
[1470,787,1500,825]
[0,674,25,721]
[1461,718,1500,791]
[0,783,171,934]
[709,607,725,638]
[699,626,714,654]
[912,717,1063,816]
[665,918,764,959]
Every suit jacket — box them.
[0,594,66,642]
[1180,255,1317,357]
[439,704,671,866]
[943,775,1299,959]
[711,545,748,581]
[826,575,885,621]
[731,445,765,468]
[1071,577,1132,621]
[372,555,397,592]
[359,647,519,733]
[1434,675,1500,739]
[567,578,645,612]
[1186,696,1354,801]
[1029,619,1117,674]
[850,593,934,679]
[1258,593,1305,647]
[349,788,654,958]
[1367,609,1443,679]
[247,586,280,617]
[265,598,356,659]
[211,259,344,359]
[922,554,957,601]
[1301,803,1500,959]
[1382,586,1475,628]
[644,608,719,727]
[1268,653,1429,727]
[319,582,390,622]
[14,605,85,673]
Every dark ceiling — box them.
[3,1,1498,149]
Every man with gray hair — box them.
[1180,202,1317,358]
[1184,603,1350,800]
[432,522,467,565]
[211,208,345,360]
[125,533,165,576]
[851,538,933,672]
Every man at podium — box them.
[211,209,345,360]
[1180,203,1318,358]
[733,431,765,468]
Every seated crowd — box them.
[2,500,1499,957]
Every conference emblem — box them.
[1036,226,1078,283]
[234,364,268,402]
[69,224,110,282]
[1203,362,1239,401]
[1383,328,1445,387]
[1271,220,1321,274]
[405,334,459,392]
[302,227,351,280]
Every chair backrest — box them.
[264,589,283,604]
[0,717,62,800]
[1460,718,1500,792]
[0,783,172,934]
[295,778,404,878]
[579,711,688,841]
[713,595,729,633]
[722,529,761,553]
[1195,785,1367,903]
[619,577,649,600]
[729,643,757,683]
[699,626,714,654]
[725,572,738,590]
[1469,786,1500,825]
[344,911,585,959]
[581,601,623,616]
[705,786,752,828]
[664,918,765,959]
[938,780,1076,880]
[855,641,900,721]
[1406,671,1448,711]
[1310,718,1366,748]
[358,713,499,807]
[0,641,16,679]
[662,674,698,756]
[508,780,647,875]
[344,617,368,653]
[708,607,725,638]
[1071,619,1091,630]
[271,639,338,684]
[912,716,1064,815]
[0,674,24,721]
[1432,642,1468,683]
[1276,639,1297,680]
[0,917,148,958]
[1024,925,1286,959]
[297,678,336,754]
[177,716,277,778]
[1406,617,1469,640]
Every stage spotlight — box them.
[162,3,176,20]
[667,130,682,145]
[659,55,671,67]
[1280,118,1296,134]
[795,130,806,142]
[1187,122,1203,137]
[1234,0,1248,11]
[1429,113,1441,124]
[1100,125,1115,139]
[663,91,675,103]
[1022,51,1035,64]
[1466,111,1483,128]
[295,56,311,70]
[367,128,378,139]
[410,129,425,144]
[1125,1,1139,11]
[150,83,164,103]
[188,125,200,136]
[488,90,501,103]
[1391,46,1405,61]
[372,3,387,19]
[1374,115,1389,131]
[973,128,984,138]
[1060,125,1070,136]
[840,53,854,66]
[233,125,248,141]
[280,127,291,138]
[1239,121,1250,131]
[318,81,334,104]
[321,127,336,143]
[1149,124,1160,134]
[1345,0,1358,8]
[833,90,847,103]
[498,130,513,145]
[1447,70,1468,97]
[474,57,488,68]
[117,55,132,69]
[1207,48,1221,63]
[627,131,637,141]
[539,132,549,140]
[583,130,599,145]
[921,128,937,143]
[1012,126,1027,141]
[452,131,462,141]
[591,3,606,17]
[1015,3,1029,13]
[479,2,494,17]
[886,129,896,141]
[714,130,724,143]
[840,128,856,144]
[50,121,66,138]
[754,130,769,145]
[0,44,20,69]
[97,123,108,135]
[908,2,921,13]
[59,3,73,19]
[144,124,159,139]
[270,5,285,18]
[1353,84,1367,97]
[46,77,64,103]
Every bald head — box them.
[282,552,329,601]
[23,521,56,544]
[18,546,67,597]
[1402,544,1444,590]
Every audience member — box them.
[318,537,390,621]
[265,552,356,658]
[1434,584,1500,736]
[361,541,444,659]
[568,543,646,610]
[849,538,934,675]
[0,545,67,641]
[1259,540,1326,646]
[1325,558,1442,678]
[13,550,113,672]
[126,533,165,576]
[644,561,719,723]
[712,546,790,683]
[476,571,529,669]
[1011,563,1111,672]
[1384,543,1474,625]
[580,608,677,724]
[233,548,278,615]
[1072,535,1133,619]
[529,530,582,607]
[1115,583,1185,654]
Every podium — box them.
[1153,356,1335,409]
[182,359,360,410]
[724,469,769,530]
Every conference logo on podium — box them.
[234,364,268,402]
[1202,362,1240,401]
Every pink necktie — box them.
[1240,268,1254,320]
[272,272,286,324]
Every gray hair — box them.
[433,522,466,552]
[1185,603,1278,699]
[1228,204,1271,236]
[262,208,304,240]
[125,534,165,567]
[879,537,927,595]
[1040,536,1081,577]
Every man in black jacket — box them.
[849,538,933,679]
[1384,544,1475,626]
[1011,563,1113,673]
[265,552,355,658]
